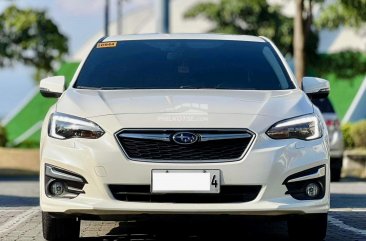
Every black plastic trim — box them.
[114,128,256,163]
[45,164,87,199]
[40,89,62,98]
[283,165,326,200]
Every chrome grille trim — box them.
[118,132,252,142]
[119,133,171,142]
[200,133,252,141]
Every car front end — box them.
[39,34,330,241]
[40,94,330,217]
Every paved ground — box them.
[0,177,366,241]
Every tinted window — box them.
[75,40,295,90]
[312,98,335,113]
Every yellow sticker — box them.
[97,41,117,48]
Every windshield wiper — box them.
[77,86,229,90]
[99,87,147,90]
[179,85,228,89]
[179,85,199,89]
[76,86,141,90]
[179,85,219,89]
[76,86,102,90]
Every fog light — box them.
[305,183,320,198]
[50,181,65,196]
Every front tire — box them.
[42,212,80,241]
[330,157,343,182]
[288,213,327,241]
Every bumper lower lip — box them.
[40,195,329,215]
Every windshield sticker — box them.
[97,42,117,48]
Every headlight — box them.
[266,114,322,140]
[48,113,105,139]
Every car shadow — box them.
[331,193,366,209]
[337,177,366,183]
[0,176,39,207]
[79,216,290,241]
[0,175,39,182]
[0,195,39,207]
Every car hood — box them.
[56,89,313,119]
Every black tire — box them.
[42,212,80,241]
[330,157,343,182]
[288,213,327,241]
[331,167,342,182]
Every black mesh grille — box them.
[116,129,254,162]
[109,185,261,203]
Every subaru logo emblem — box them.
[172,132,199,145]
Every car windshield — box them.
[312,98,335,113]
[74,39,295,90]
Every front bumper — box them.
[41,195,328,216]
[40,131,330,216]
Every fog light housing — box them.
[305,183,320,198]
[50,181,65,196]
[45,164,87,199]
[283,165,326,200]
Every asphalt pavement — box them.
[0,177,366,241]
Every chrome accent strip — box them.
[287,167,326,183]
[200,133,252,141]
[119,133,171,142]
[45,165,84,183]
[60,193,79,199]
[114,128,256,163]
[66,186,85,194]
[119,132,252,142]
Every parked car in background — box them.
[312,98,344,182]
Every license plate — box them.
[151,170,220,193]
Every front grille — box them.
[115,129,254,162]
[109,185,261,203]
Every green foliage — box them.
[350,120,366,148]
[342,123,355,149]
[0,125,7,147]
[311,51,366,79]
[0,5,68,80]
[317,0,366,29]
[325,74,365,119]
[184,0,294,55]
[5,62,79,147]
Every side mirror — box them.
[40,76,65,98]
[302,77,330,99]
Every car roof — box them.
[103,33,266,43]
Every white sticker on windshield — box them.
[97,42,117,48]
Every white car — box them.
[39,34,330,241]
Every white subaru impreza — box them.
[39,34,330,241]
